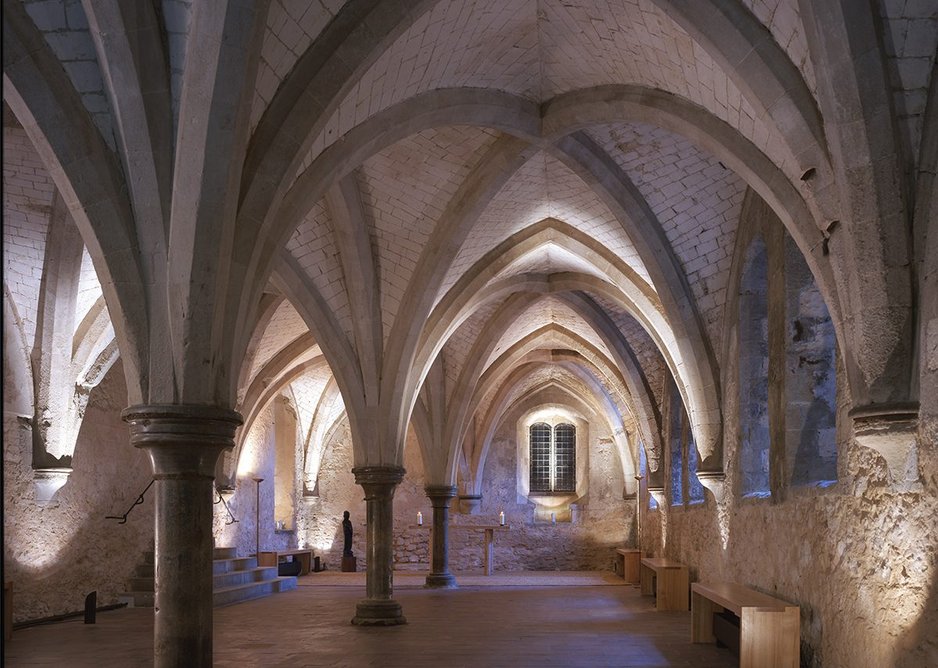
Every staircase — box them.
[212,547,297,606]
[119,547,297,607]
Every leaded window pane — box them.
[553,423,576,492]
[529,422,552,492]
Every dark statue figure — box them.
[342,510,353,556]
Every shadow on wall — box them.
[4,360,154,621]
[892,577,938,667]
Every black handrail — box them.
[105,479,154,524]
[214,487,238,525]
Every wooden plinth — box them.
[341,555,358,572]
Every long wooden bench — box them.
[615,548,641,583]
[257,549,314,576]
[691,581,799,668]
[640,557,689,611]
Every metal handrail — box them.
[105,479,154,524]
[214,487,238,525]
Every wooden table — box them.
[459,525,509,575]
[257,549,314,576]
[691,581,799,668]
[616,548,641,583]
[640,557,689,611]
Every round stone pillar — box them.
[425,485,458,588]
[122,404,242,668]
[351,466,407,626]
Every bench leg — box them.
[691,591,717,643]
[741,608,799,668]
[640,565,654,596]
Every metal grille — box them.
[553,423,576,492]
[529,423,552,492]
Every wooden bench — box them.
[691,581,799,668]
[640,557,689,611]
[615,548,641,583]
[257,549,314,576]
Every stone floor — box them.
[5,572,737,667]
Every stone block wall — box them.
[2,361,153,623]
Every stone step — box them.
[123,548,295,608]
[213,566,279,590]
[213,556,257,574]
[117,590,154,608]
[134,562,154,578]
[213,576,298,608]
[213,546,238,560]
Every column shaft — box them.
[425,485,457,588]
[351,466,406,625]
[123,405,241,668]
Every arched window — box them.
[784,234,837,487]
[529,422,576,494]
[738,236,771,497]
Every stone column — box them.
[424,485,458,588]
[123,405,242,668]
[351,466,406,625]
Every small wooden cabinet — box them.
[257,549,314,576]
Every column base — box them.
[425,573,458,589]
[351,599,407,626]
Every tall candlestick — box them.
[417,511,423,526]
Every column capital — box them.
[425,485,458,499]
[352,465,406,488]
[122,404,242,478]
[849,402,920,488]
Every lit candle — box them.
[551,512,556,524]
[417,511,423,526]
[499,511,505,526]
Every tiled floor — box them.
[5,572,737,667]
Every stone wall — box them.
[633,200,938,667]
[2,361,153,622]
[213,394,633,575]
[450,400,633,573]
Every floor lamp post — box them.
[253,477,264,557]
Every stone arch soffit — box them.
[71,295,120,389]
[265,84,825,464]
[235,291,286,403]
[229,353,327,483]
[645,0,829,173]
[4,4,152,404]
[476,363,636,491]
[541,85,840,331]
[270,255,366,433]
[417,219,663,387]
[3,284,34,415]
[449,323,657,487]
[425,270,671,461]
[472,379,623,497]
[303,376,347,492]
[409,396,442,486]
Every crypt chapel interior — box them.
[2,0,937,666]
